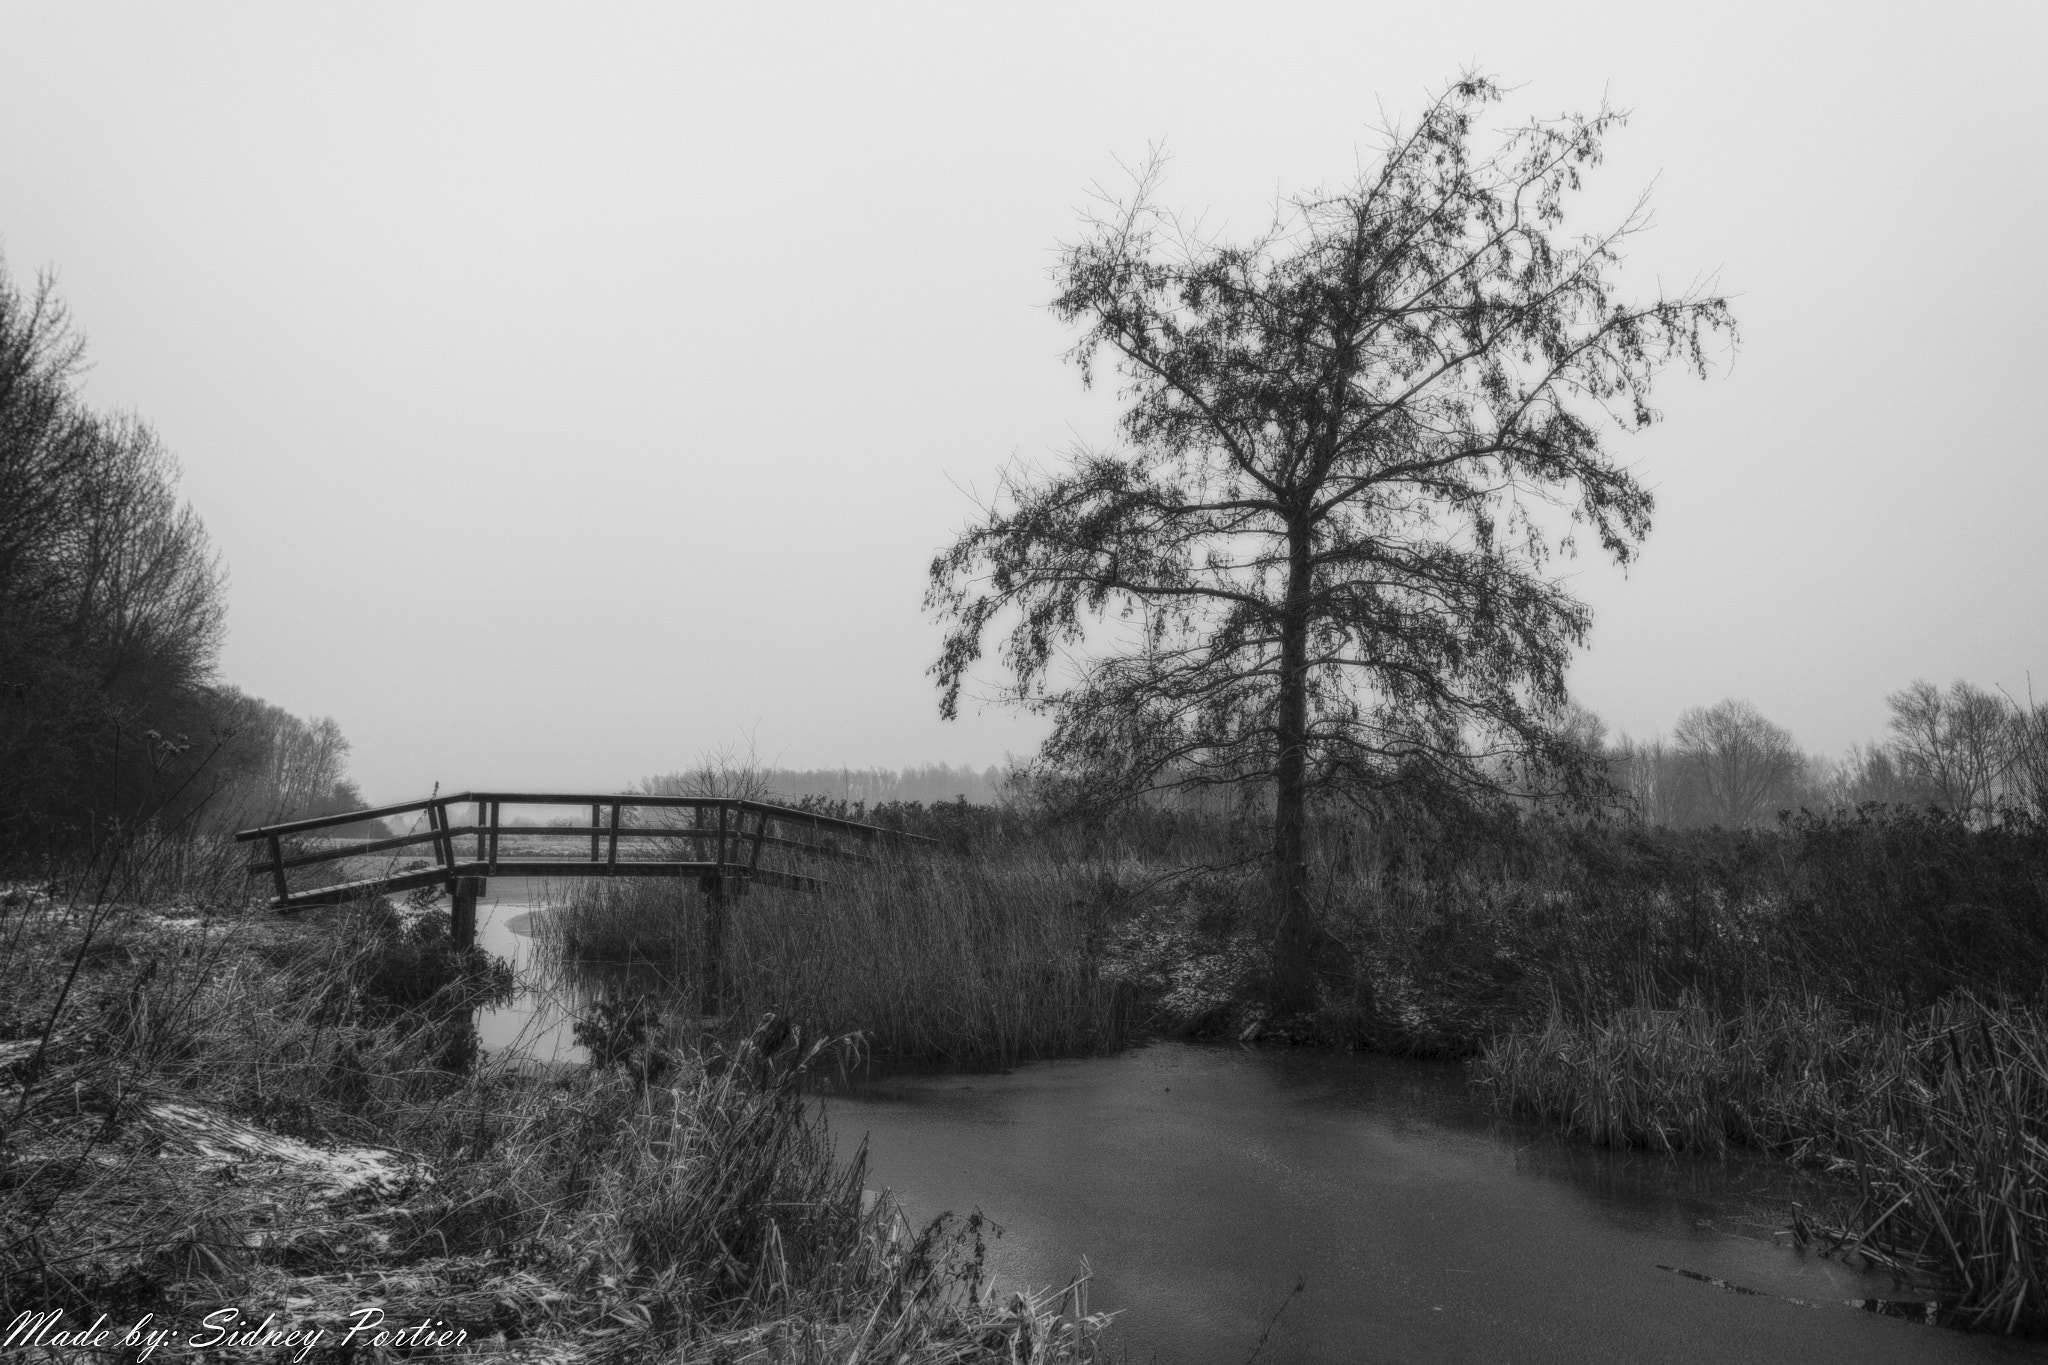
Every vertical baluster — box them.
[429,802,452,873]
[267,834,289,906]
[701,878,727,1016]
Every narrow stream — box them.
[471,881,2043,1363]
[471,879,594,1065]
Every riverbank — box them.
[0,879,1104,1362]
[547,799,2048,1335]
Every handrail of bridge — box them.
[234,791,935,912]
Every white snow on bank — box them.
[147,1099,429,1205]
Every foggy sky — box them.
[2,3,2042,802]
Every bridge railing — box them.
[235,791,934,911]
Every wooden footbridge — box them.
[235,792,931,1013]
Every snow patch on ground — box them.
[0,881,55,911]
[147,1099,430,1206]
[0,1036,42,1069]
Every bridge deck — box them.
[235,790,927,911]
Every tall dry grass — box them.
[1475,994,2048,1332]
[547,839,1134,1066]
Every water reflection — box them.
[469,878,682,1067]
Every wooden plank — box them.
[462,791,710,810]
[248,824,479,873]
[733,797,933,843]
[470,860,822,890]
[475,859,725,878]
[235,794,448,842]
[488,801,500,870]
[270,863,460,909]
[461,792,935,843]
[607,802,621,868]
[748,806,770,872]
[751,830,876,865]
[475,799,487,864]
[300,826,870,865]
[442,825,708,842]
[266,858,829,909]
[590,804,601,862]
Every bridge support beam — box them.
[451,876,483,951]
[699,874,741,1017]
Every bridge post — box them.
[451,876,483,950]
[699,874,738,1017]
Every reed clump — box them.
[1473,995,1857,1154]
[548,835,1133,1066]
[1474,993,2048,1332]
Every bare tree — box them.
[57,416,226,697]
[204,689,367,828]
[2011,693,2048,819]
[1611,734,1695,827]
[1670,699,1804,828]
[1887,680,2016,822]
[0,267,93,625]
[1813,741,1939,811]
[0,262,229,850]
[929,76,1733,1009]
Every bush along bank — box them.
[0,879,1106,1363]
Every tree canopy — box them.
[1671,698,1805,828]
[928,77,1734,1009]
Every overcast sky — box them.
[2,3,2043,801]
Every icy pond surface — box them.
[826,1043,2045,1364]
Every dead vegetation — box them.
[0,858,1105,1362]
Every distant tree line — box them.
[0,263,370,863]
[1600,681,2048,830]
[641,755,1014,808]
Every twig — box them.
[1243,1275,1305,1365]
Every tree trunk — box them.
[1269,525,1315,1016]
